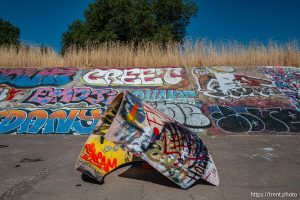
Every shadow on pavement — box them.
[118,162,213,189]
[80,161,214,189]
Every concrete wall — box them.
[0,66,299,135]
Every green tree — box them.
[0,19,20,46]
[61,0,197,52]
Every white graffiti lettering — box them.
[0,88,9,102]
[151,101,211,128]
[81,68,184,87]
[203,74,281,99]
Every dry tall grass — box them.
[0,40,299,68]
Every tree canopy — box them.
[61,0,198,52]
[0,19,20,46]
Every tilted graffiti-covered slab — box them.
[76,94,134,181]
[76,91,219,189]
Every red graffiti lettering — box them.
[143,103,174,129]
[234,74,273,87]
[0,88,21,102]
[81,143,117,173]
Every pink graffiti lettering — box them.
[23,87,118,106]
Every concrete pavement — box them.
[0,135,299,200]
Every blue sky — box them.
[1,0,299,51]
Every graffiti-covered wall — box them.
[0,67,210,135]
[191,66,300,135]
[0,66,299,135]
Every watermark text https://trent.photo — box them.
[250,192,298,198]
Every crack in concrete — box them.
[140,184,149,200]
[19,158,43,163]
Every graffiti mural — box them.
[151,101,211,129]
[209,105,300,133]
[81,68,189,88]
[262,66,300,111]
[0,67,194,135]
[0,66,298,136]
[0,68,78,88]
[191,66,235,92]
[204,75,280,99]
[192,67,281,99]
[0,109,101,134]
[23,87,118,106]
